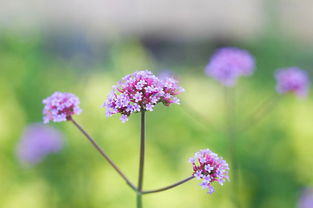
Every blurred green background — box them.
[1,0,313,207]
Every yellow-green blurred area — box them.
[1,1,313,208]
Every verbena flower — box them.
[275,67,310,98]
[205,47,255,86]
[103,70,184,122]
[189,149,230,194]
[43,92,82,123]
[158,70,175,80]
[298,188,313,208]
[16,124,64,165]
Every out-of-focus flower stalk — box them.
[180,99,221,133]
[240,66,310,133]
[224,87,240,208]
[239,93,280,133]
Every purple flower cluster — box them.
[205,47,255,86]
[103,70,184,122]
[275,67,310,98]
[189,149,230,194]
[298,188,313,208]
[43,92,82,123]
[16,124,64,165]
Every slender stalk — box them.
[136,194,142,208]
[181,100,221,133]
[142,176,194,195]
[137,111,146,208]
[69,118,137,191]
[224,87,240,208]
[239,93,279,133]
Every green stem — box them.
[142,176,194,194]
[224,87,240,208]
[137,111,145,208]
[239,93,279,133]
[136,194,142,208]
[70,118,137,191]
[181,100,221,133]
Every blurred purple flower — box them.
[205,47,255,86]
[103,70,184,122]
[298,188,313,208]
[158,70,175,80]
[43,92,82,123]
[275,67,310,98]
[189,149,230,194]
[17,124,64,165]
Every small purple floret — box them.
[43,92,82,123]
[205,47,255,86]
[103,70,184,122]
[189,149,230,194]
[275,67,310,98]
[16,124,64,165]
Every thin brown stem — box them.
[69,118,137,192]
[142,176,194,195]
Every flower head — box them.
[205,47,255,86]
[189,149,230,194]
[275,67,310,98]
[16,124,64,165]
[103,70,184,122]
[43,92,82,123]
[299,188,313,208]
